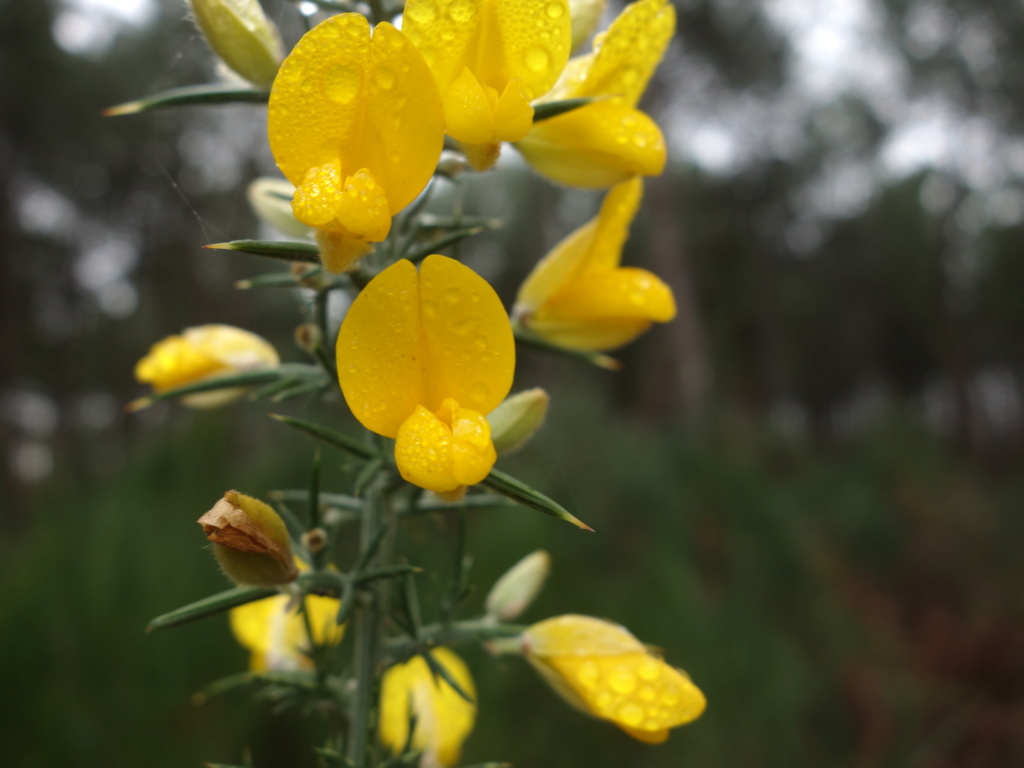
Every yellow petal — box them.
[516,101,666,188]
[269,14,443,227]
[524,615,647,657]
[618,725,670,743]
[574,0,676,107]
[568,0,607,53]
[405,0,570,98]
[395,404,461,493]
[525,316,653,351]
[514,179,641,312]
[293,161,344,228]
[229,593,282,660]
[542,653,706,734]
[449,403,497,486]
[538,267,676,323]
[335,168,391,241]
[379,648,477,767]
[337,259,425,437]
[229,593,343,672]
[315,229,376,274]
[417,254,515,416]
[492,77,535,143]
[442,67,498,145]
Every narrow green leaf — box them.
[128,364,323,411]
[417,214,504,230]
[269,414,379,461]
[354,457,385,495]
[148,586,277,631]
[235,272,303,290]
[205,239,321,264]
[356,564,423,585]
[355,522,390,572]
[248,377,301,401]
[513,324,621,371]
[269,489,365,512]
[406,227,486,263]
[104,84,269,116]
[422,649,475,705]
[413,493,516,512]
[194,669,317,704]
[532,97,594,122]
[314,747,356,767]
[335,579,356,626]
[482,469,594,531]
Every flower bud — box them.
[188,0,283,90]
[569,0,607,52]
[198,490,299,587]
[486,388,549,455]
[247,177,310,239]
[294,323,323,355]
[485,550,551,621]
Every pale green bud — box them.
[569,0,607,53]
[198,490,298,587]
[189,0,283,90]
[485,550,551,621]
[487,388,549,455]
[246,177,311,239]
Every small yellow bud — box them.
[485,550,551,621]
[568,0,607,52]
[486,388,550,455]
[198,490,298,587]
[188,0,283,90]
[246,177,310,239]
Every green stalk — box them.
[346,475,389,766]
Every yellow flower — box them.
[402,0,572,170]
[379,649,476,767]
[513,178,675,351]
[268,14,445,273]
[337,255,514,499]
[521,615,705,743]
[516,0,675,188]
[230,587,344,671]
[134,324,279,407]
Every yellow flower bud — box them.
[188,0,283,90]
[229,562,344,671]
[379,649,476,767]
[487,388,550,455]
[134,324,279,407]
[514,179,675,351]
[198,490,299,587]
[521,615,706,743]
[568,0,607,52]
[246,177,310,239]
[485,550,551,621]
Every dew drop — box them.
[638,659,661,681]
[325,62,362,104]
[449,0,472,22]
[617,702,644,727]
[608,665,636,694]
[523,47,550,74]
[576,661,600,690]
[662,684,681,706]
[545,2,564,18]
[374,67,396,90]
[443,286,462,305]
[639,685,656,702]
[449,317,478,336]
[406,4,436,24]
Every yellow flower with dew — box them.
[513,178,675,351]
[402,0,572,171]
[337,255,514,499]
[134,324,279,407]
[268,14,445,273]
[230,580,344,671]
[516,0,675,188]
[521,614,705,743]
[379,649,476,767]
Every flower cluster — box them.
[129,0,704,765]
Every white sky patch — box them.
[52,0,158,58]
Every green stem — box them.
[346,475,389,766]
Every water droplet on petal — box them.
[545,2,564,18]
[524,47,550,74]
[609,665,636,694]
[374,67,395,90]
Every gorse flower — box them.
[402,0,572,170]
[513,178,675,351]
[134,324,279,407]
[268,14,444,273]
[521,614,706,743]
[230,589,344,671]
[516,0,675,188]
[337,255,514,499]
[379,649,476,767]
